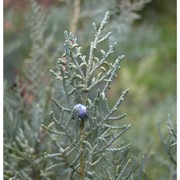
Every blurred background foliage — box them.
[4,0,176,179]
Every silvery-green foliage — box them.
[4,0,151,179]
[43,11,137,179]
[4,0,58,179]
[78,0,151,43]
[158,114,177,179]
[4,80,45,180]
[23,0,60,101]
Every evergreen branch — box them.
[130,174,134,180]
[96,91,105,120]
[51,97,71,112]
[69,169,76,180]
[157,119,177,166]
[103,156,114,180]
[86,11,110,80]
[86,122,111,145]
[67,88,76,96]
[64,141,80,157]
[92,22,97,36]
[106,144,130,152]
[63,158,81,177]
[108,114,126,121]
[103,88,129,122]
[57,59,71,105]
[41,124,65,136]
[44,153,63,161]
[123,159,136,180]
[69,149,83,167]
[90,153,105,167]
[5,1,154,178]
[103,124,129,130]
[48,111,73,140]
[97,31,112,44]
[102,55,125,93]
[98,136,108,144]
[90,42,117,76]
[104,165,114,180]
[83,140,93,150]
[29,0,47,42]
[94,124,131,156]
[42,9,138,178]
[116,159,132,180]
[73,57,85,81]
[86,170,96,178]
[138,156,146,180]
[46,162,65,171]
[45,142,81,174]
[49,69,58,77]
[79,120,85,179]
[167,115,177,138]
[10,154,25,161]
[94,11,110,47]
[88,55,124,90]
[86,42,95,79]
[99,92,111,114]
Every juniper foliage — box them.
[157,114,177,179]
[43,11,139,179]
[4,0,58,179]
[75,0,151,43]
[4,0,151,179]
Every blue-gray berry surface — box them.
[73,104,88,120]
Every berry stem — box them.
[79,119,85,179]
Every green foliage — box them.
[43,11,140,179]
[4,0,176,179]
[5,0,148,178]
[4,0,58,179]
[4,81,45,179]
[157,114,176,179]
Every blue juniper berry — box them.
[73,104,88,120]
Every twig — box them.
[70,0,81,34]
